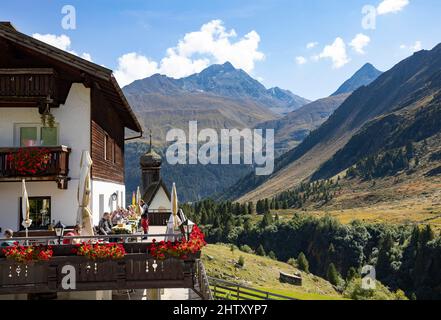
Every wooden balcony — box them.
[0,241,209,299]
[0,146,71,189]
[0,68,58,108]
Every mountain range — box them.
[256,62,382,154]
[123,62,311,147]
[125,61,310,115]
[257,94,350,154]
[222,44,441,203]
[124,60,386,202]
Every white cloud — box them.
[411,41,422,51]
[113,53,159,87]
[32,33,93,62]
[295,56,307,65]
[81,53,93,62]
[114,19,265,86]
[377,0,409,15]
[349,33,371,54]
[317,37,350,69]
[306,42,318,49]
[400,40,422,52]
[33,33,71,51]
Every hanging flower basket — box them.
[7,148,52,176]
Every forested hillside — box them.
[125,142,252,203]
[183,201,441,300]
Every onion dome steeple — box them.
[140,130,162,196]
[140,129,162,167]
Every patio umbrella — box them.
[21,179,32,240]
[135,186,142,216]
[132,191,136,207]
[164,212,182,242]
[77,150,94,236]
[171,182,178,228]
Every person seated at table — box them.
[111,210,122,225]
[1,229,14,247]
[98,212,113,235]
[63,224,82,245]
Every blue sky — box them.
[1,0,440,100]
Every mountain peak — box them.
[331,63,382,96]
[359,63,379,73]
[124,61,309,115]
[221,61,235,70]
[200,61,237,76]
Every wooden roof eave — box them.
[0,24,142,134]
[110,76,142,133]
[0,25,111,81]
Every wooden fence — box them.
[208,277,297,301]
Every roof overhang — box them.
[0,22,142,133]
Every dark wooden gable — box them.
[0,23,142,133]
[0,37,78,108]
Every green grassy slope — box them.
[202,244,344,300]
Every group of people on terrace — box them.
[0,199,151,246]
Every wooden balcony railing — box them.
[0,146,71,189]
[0,68,56,100]
[0,241,202,296]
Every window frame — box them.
[112,140,116,164]
[104,134,108,160]
[19,196,52,231]
[14,123,59,147]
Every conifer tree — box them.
[346,267,358,283]
[327,263,340,286]
[256,244,266,256]
[297,252,309,273]
[261,211,273,227]
[264,198,270,214]
[248,202,255,215]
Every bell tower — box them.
[140,130,162,195]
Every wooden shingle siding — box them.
[90,87,125,184]
[91,121,124,184]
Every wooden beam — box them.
[0,97,59,108]
[0,68,54,75]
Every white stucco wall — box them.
[149,186,171,211]
[90,180,126,223]
[0,83,90,179]
[0,181,79,230]
[0,83,91,231]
